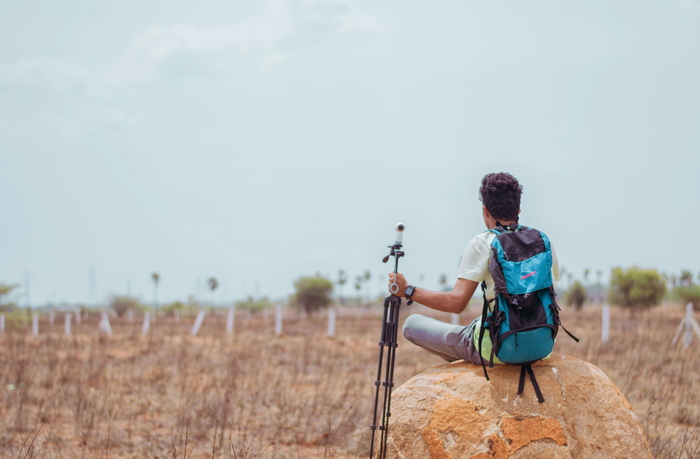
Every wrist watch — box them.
[404,285,416,305]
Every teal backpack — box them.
[478,223,578,403]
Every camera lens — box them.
[396,223,405,232]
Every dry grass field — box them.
[0,302,698,458]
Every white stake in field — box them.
[142,312,151,335]
[64,312,71,336]
[226,306,235,335]
[191,310,206,336]
[328,308,336,337]
[99,311,112,335]
[672,302,700,348]
[275,305,283,336]
[601,304,611,343]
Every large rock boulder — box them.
[387,354,651,458]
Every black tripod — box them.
[370,223,410,459]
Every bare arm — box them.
[388,273,479,314]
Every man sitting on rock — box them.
[387,171,560,364]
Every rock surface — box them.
[387,354,651,458]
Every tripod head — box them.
[382,223,405,264]
[382,223,405,294]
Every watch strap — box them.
[405,285,416,305]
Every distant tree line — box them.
[4,266,700,320]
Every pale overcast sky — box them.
[1,1,698,307]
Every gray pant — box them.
[402,314,483,365]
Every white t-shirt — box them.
[457,231,498,301]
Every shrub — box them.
[671,285,700,311]
[109,295,141,318]
[565,281,587,310]
[292,276,333,315]
[160,301,186,317]
[0,283,19,312]
[608,267,665,316]
[235,297,272,312]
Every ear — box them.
[483,206,492,218]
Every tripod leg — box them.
[378,297,401,459]
[370,297,392,458]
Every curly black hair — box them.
[478,172,523,221]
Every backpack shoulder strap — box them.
[478,281,491,380]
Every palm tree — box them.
[355,276,363,306]
[337,270,347,305]
[364,270,371,303]
[680,270,693,287]
[151,272,160,313]
[208,277,219,307]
